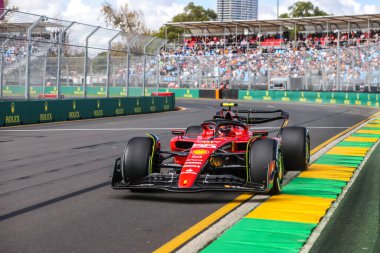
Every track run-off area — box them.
[0,99,379,253]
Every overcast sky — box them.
[14,0,380,30]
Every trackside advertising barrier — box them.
[0,96,174,126]
[2,86,199,99]
[239,90,380,108]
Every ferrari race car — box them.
[111,103,310,194]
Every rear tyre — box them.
[281,127,310,171]
[249,139,284,195]
[121,137,153,183]
[186,125,202,138]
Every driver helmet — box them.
[218,125,233,136]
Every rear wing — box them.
[218,102,289,128]
[235,109,288,125]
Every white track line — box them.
[0,127,350,132]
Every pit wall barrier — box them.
[0,96,175,126]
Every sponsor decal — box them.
[134,98,142,113]
[184,89,193,98]
[184,165,201,168]
[185,161,202,165]
[40,101,53,122]
[186,159,203,162]
[94,100,104,117]
[182,168,198,175]
[5,102,21,124]
[263,91,271,101]
[94,110,103,117]
[115,100,124,115]
[193,144,217,148]
[192,149,209,155]
[11,102,15,114]
[197,140,218,144]
[244,90,252,100]
[69,101,80,119]
[190,155,203,159]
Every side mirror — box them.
[171,129,185,136]
[252,131,268,137]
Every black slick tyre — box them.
[121,137,153,183]
[249,139,284,195]
[281,127,310,171]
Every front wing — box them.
[111,158,273,193]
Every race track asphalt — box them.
[0,99,378,253]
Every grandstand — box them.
[0,10,379,100]
[161,14,380,92]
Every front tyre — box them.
[121,137,153,183]
[249,139,284,195]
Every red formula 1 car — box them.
[112,103,310,194]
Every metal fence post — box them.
[57,22,75,99]
[42,47,48,98]
[126,35,140,97]
[106,32,120,98]
[155,41,167,92]
[0,38,10,99]
[83,26,100,99]
[143,37,157,96]
[177,56,180,88]
[337,30,341,91]
[25,16,45,100]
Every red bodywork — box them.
[170,119,271,188]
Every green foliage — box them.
[155,2,217,41]
[101,1,148,34]
[280,1,330,18]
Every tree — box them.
[155,2,217,41]
[100,1,148,34]
[280,1,329,18]
[279,1,331,41]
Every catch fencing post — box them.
[155,40,168,92]
[142,37,157,96]
[57,22,75,99]
[83,26,100,99]
[0,38,10,99]
[126,35,140,97]
[25,16,45,100]
[106,31,121,98]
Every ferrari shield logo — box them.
[44,101,48,112]
[11,102,15,114]
[73,100,76,110]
